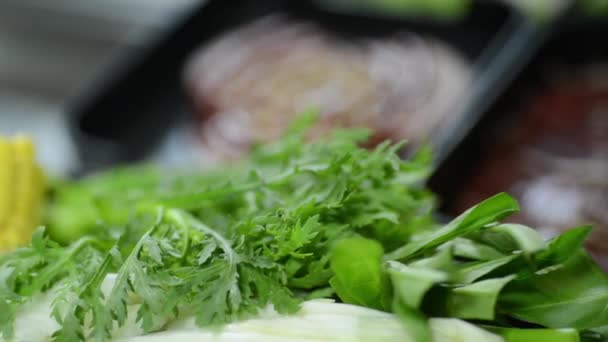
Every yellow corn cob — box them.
[0,135,46,253]
[0,137,14,229]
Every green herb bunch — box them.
[1,114,434,341]
[2,113,608,342]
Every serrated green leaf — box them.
[0,288,20,339]
[197,240,218,265]
[142,236,163,265]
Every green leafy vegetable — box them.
[2,120,436,340]
[388,261,446,308]
[2,118,608,342]
[500,251,608,329]
[452,254,518,284]
[329,237,391,311]
[431,318,504,342]
[534,226,593,268]
[385,192,519,261]
[393,302,432,342]
[445,237,505,261]
[478,224,545,257]
[486,326,580,342]
[445,275,515,320]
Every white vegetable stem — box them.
[5,274,503,342]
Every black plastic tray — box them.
[68,0,533,175]
[429,15,608,213]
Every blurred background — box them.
[0,0,607,260]
[0,0,199,175]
